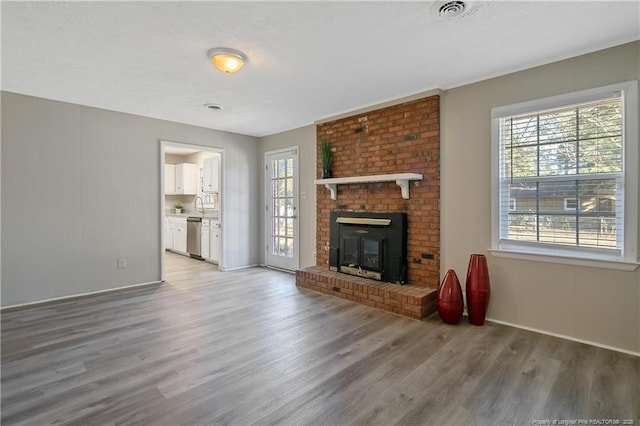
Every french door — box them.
[265,148,299,270]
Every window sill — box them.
[488,249,638,271]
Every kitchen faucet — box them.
[194,196,205,214]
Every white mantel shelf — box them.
[314,173,423,200]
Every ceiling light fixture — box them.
[207,48,247,74]
[203,103,223,111]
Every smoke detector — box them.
[433,1,469,19]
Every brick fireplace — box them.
[296,95,440,319]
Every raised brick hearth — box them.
[297,267,437,320]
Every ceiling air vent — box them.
[203,103,223,111]
[437,1,467,18]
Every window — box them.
[563,198,577,211]
[491,81,638,269]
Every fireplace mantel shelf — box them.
[314,173,423,200]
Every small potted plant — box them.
[321,141,333,179]
[174,202,183,214]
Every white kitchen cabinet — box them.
[174,163,199,195]
[165,217,174,250]
[210,221,220,263]
[202,156,220,193]
[164,164,176,195]
[173,218,187,254]
[165,163,198,194]
[201,219,210,260]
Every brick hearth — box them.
[297,267,437,320]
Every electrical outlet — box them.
[117,257,127,269]
[312,252,317,260]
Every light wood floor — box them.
[1,253,638,425]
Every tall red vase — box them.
[466,254,491,326]
[436,269,464,325]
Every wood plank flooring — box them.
[1,252,638,425]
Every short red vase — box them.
[436,269,464,325]
[466,254,491,326]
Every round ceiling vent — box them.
[437,1,467,18]
[203,103,223,111]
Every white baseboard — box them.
[222,263,261,271]
[265,265,296,274]
[225,263,294,274]
[1,280,161,313]
[486,316,640,358]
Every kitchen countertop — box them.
[166,212,219,220]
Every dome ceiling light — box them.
[203,103,223,111]
[207,48,247,74]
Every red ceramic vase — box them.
[436,269,464,325]
[466,254,491,326]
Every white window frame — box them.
[563,198,577,211]
[490,81,638,271]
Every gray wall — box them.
[441,41,640,353]
[258,125,317,269]
[1,92,259,306]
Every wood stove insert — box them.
[329,211,407,284]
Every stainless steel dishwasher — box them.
[187,216,203,259]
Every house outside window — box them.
[563,198,577,211]
[491,81,638,270]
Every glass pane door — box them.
[266,149,298,270]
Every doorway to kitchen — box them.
[160,141,224,281]
[265,147,299,271]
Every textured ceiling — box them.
[2,1,639,137]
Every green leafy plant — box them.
[174,202,183,210]
[320,141,333,172]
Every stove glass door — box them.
[362,238,383,271]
